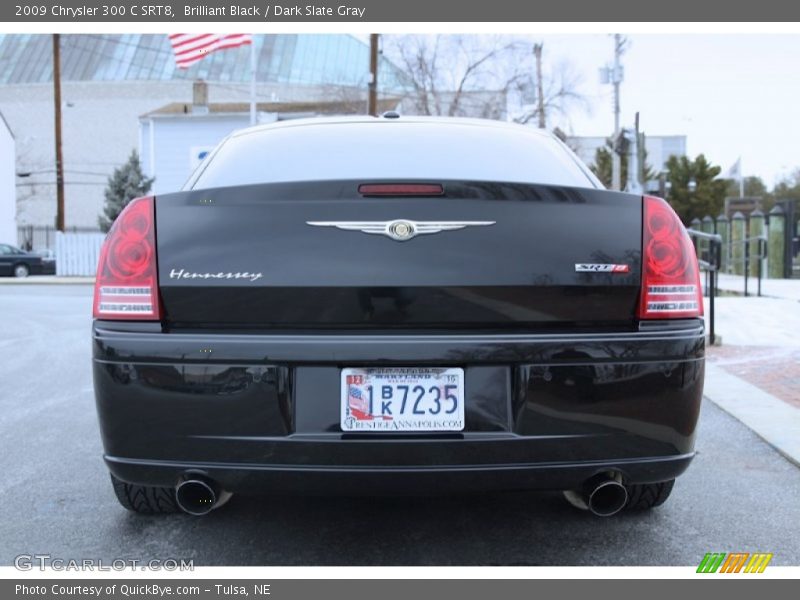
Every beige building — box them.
[0,34,409,243]
[0,110,14,244]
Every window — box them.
[190,121,600,190]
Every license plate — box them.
[341,367,465,432]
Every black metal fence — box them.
[738,236,767,297]
[687,228,722,345]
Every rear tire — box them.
[13,263,29,278]
[624,479,675,510]
[110,473,180,514]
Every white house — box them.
[0,110,14,244]
[140,82,399,194]
[0,34,411,229]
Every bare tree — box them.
[318,82,369,114]
[384,35,589,127]
[384,35,527,119]
[513,45,589,128]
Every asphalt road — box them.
[2,284,800,567]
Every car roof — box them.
[186,113,603,191]
[230,115,559,140]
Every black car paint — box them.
[92,121,704,499]
[0,244,54,276]
[94,317,704,494]
[155,181,643,328]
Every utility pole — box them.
[637,115,647,186]
[626,112,643,194]
[611,34,625,192]
[53,33,65,231]
[368,34,379,116]
[533,43,546,129]
[739,159,744,198]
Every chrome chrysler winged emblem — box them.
[306,219,495,241]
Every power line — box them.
[18,169,109,177]
[16,180,107,187]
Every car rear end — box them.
[92,118,704,516]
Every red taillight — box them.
[637,195,703,319]
[93,196,161,320]
[358,183,444,196]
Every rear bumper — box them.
[105,454,695,495]
[93,321,705,494]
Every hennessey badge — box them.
[169,268,263,282]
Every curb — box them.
[704,363,800,468]
[0,277,94,285]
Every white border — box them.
[1,16,798,579]
[3,565,800,579]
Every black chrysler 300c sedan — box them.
[92,116,704,517]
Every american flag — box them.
[348,386,369,415]
[168,34,252,69]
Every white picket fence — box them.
[55,231,106,276]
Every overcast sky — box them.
[525,34,800,185]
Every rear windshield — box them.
[189,121,600,190]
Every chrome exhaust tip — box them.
[563,473,629,517]
[585,474,628,517]
[175,477,222,516]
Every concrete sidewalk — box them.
[0,275,94,285]
[703,296,800,347]
[702,295,800,466]
[715,272,800,301]
[704,364,800,467]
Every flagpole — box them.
[739,157,744,198]
[249,35,257,126]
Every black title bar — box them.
[3,579,795,600]
[5,0,800,22]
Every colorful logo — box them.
[697,552,773,573]
[347,385,369,418]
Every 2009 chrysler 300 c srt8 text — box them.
[92,116,704,517]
